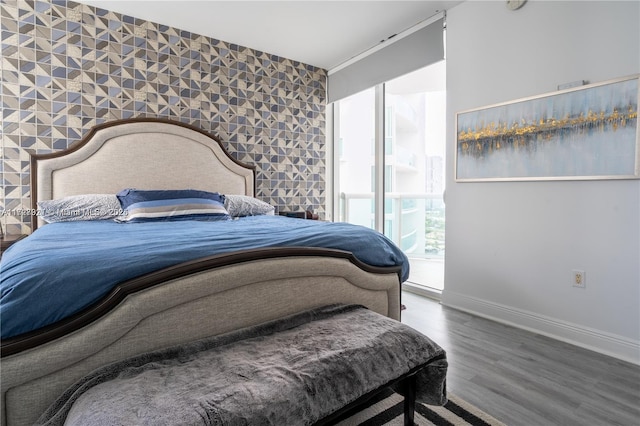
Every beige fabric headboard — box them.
[30,119,256,229]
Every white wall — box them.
[443,0,640,364]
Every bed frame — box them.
[0,118,402,426]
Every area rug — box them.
[334,388,506,426]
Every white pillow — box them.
[37,194,123,223]
[224,194,275,217]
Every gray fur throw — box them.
[36,304,447,425]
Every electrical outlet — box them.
[572,270,586,288]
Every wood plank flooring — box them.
[400,291,640,426]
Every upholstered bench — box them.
[36,305,448,426]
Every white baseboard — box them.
[441,290,640,366]
[402,281,441,301]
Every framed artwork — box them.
[455,75,639,181]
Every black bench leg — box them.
[402,375,417,426]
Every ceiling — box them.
[76,1,463,70]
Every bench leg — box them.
[402,375,417,426]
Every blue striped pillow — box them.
[116,189,231,223]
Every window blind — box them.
[327,14,445,104]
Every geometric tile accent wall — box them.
[1,0,326,234]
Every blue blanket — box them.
[0,216,408,339]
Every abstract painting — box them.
[455,75,639,181]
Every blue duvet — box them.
[0,216,408,339]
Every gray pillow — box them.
[37,194,123,223]
[224,194,275,217]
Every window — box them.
[334,61,446,292]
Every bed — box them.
[0,118,407,426]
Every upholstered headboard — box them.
[30,118,256,229]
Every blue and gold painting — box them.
[455,75,639,181]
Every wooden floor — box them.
[400,291,640,426]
